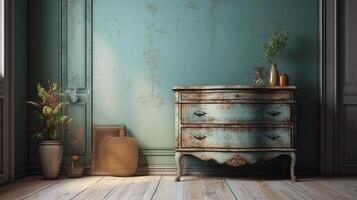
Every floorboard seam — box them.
[150,176,162,200]
[284,180,318,200]
[102,177,126,199]
[69,176,105,200]
[20,179,62,200]
[199,178,204,199]
[332,179,357,191]
[224,178,238,200]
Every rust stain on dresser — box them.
[173,85,298,181]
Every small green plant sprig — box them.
[263,30,288,65]
[27,82,72,141]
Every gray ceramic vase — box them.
[38,141,63,179]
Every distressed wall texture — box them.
[29,0,319,173]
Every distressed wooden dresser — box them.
[173,85,297,181]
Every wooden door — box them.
[61,0,92,165]
[338,0,357,174]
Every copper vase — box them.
[279,73,289,86]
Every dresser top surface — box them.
[173,85,297,91]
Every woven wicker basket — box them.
[105,131,138,176]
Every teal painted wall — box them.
[28,0,319,173]
[14,0,28,178]
[93,0,319,171]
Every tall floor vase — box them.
[38,141,63,179]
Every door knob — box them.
[65,88,79,103]
[64,89,90,103]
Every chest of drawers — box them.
[173,85,297,181]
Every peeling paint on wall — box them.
[145,21,165,35]
[188,0,199,10]
[138,73,164,108]
[143,49,160,69]
[210,0,220,15]
[146,3,159,15]
[250,30,256,38]
[139,48,164,108]
[116,29,121,37]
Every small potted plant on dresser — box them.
[28,82,72,179]
[263,30,288,87]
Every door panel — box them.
[338,0,357,174]
[342,106,357,162]
[65,103,87,155]
[66,0,86,89]
[61,0,92,165]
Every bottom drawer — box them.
[181,127,291,149]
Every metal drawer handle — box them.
[266,135,280,140]
[235,94,243,98]
[194,135,207,140]
[267,110,281,117]
[193,111,207,117]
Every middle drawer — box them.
[181,103,291,124]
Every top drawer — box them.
[180,91,291,101]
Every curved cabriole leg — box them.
[290,152,297,182]
[175,152,183,182]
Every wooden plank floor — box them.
[0,176,357,200]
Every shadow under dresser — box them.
[173,85,298,181]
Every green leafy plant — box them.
[263,30,288,65]
[28,82,72,141]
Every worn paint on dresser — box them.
[173,85,297,181]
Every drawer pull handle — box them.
[235,94,243,98]
[193,111,207,117]
[194,135,207,140]
[266,135,280,140]
[267,110,281,117]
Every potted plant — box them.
[28,82,72,179]
[263,30,288,86]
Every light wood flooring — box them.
[0,176,357,200]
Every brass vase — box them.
[269,64,279,87]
